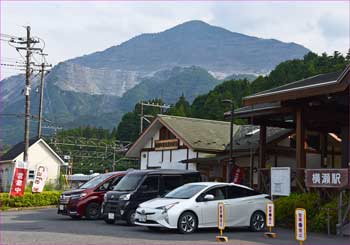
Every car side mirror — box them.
[204,194,214,201]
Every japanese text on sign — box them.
[295,208,307,242]
[217,202,225,230]
[266,202,275,227]
[305,169,349,188]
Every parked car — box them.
[58,171,126,220]
[135,182,270,233]
[102,169,201,225]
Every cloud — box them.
[1,1,349,78]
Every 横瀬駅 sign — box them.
[305,169,349,188]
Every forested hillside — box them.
[116,51,350,142]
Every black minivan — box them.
[102,169,201,225]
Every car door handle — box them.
[223,202,230,205]
[247,201,254,203]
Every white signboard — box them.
[32,165,48,193]
[266,202,275,227]
[295,208,307,241]
[217,202,225,230]
[271,167,291,196]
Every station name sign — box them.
[155,139,179,151]
[305,169,349,188]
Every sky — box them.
[1,1,349,78]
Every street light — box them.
[222,99,234,182]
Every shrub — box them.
[0,191,61,210]
[274,192,320,228]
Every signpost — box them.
[264,202,276,238]
[216,202,228,242]
[9,161,28,197]
[295,208,307,245]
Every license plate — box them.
[59,205,64,210]
[139,214,147,222]
[108,213,115,220]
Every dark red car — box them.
[58,171,126,220]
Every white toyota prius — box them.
[135,182,270,234]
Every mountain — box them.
[1,20,310,144]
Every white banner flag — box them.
[32,165,48,193]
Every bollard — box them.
[216,202,228,242]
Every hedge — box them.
[0,191,61,210]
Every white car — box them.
[135,182,269,234]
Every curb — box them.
[2,205,57,212]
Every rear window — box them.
[183,173,201,184]
[162,175,182,193]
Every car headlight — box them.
[70,193,87,200]
[119,194,131,201]
[156,202,179,213]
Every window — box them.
[183,174,201,184]
[163,175,182,193]
[199,186,226,201]
[159,127,176,140]
[140,176,159,192]
[226,186,260,199]
[28,170,35,179]
[109,176,122,190]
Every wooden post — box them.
[296,109,306,190]
[258,125,266,191]
[341,126,349,168]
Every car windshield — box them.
[165,184,207,199]
[79,174,111,189]
[113,174,143,191]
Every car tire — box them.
[85,202,101,220]
[177,211,198,234]
[104,217,115,224]
[126,209,136,226]
[250,211,266,232]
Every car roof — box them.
[102,171,128,177]
[184,182,254,190]
[127,169,199,176]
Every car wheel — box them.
[250,211,266,232]
[177,211,198,234]
[126,210,136,226]
[85,202,101,220]
[104,217,115,224]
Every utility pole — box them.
[139,101,171,134]
[23,26,31,162]
[37,60,51,138]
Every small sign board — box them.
[155,139,179,151]
[217,202,225,230]
[266,202,275,227]
[305,169,349,188]
[32,165,48,193]
[295,208,306,242]
[271,167,291,196]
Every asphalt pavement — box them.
[1,208,349,244]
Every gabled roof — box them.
[0,138,65,165]
[0,138,38,161]
[243,66,350,106]
[126,115,238,158]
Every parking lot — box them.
[1,208,349,244]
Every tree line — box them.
[115,51,350,142]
